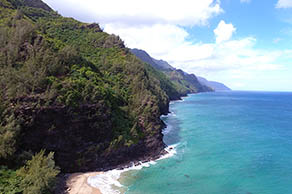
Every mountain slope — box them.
[130,48,174,71]
[0,0,185,192]
[198,76,231,91]
[130,48,213,95]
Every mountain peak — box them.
[22,0,53,11]
[3,0,53,11]
[130,48,174,71]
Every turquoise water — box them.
[121,91,292,194]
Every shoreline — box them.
[88,144,177,194]
[65,96,186,194]
[64,144,177,194]
[65,172,102,194]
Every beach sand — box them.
[66,172,102,194]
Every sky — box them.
[43,0,292,91]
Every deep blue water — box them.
[121,91,292,194]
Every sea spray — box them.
[88,95,186,193]
[123,92,292,194]
[87,144,178,194]
[169,96,187,105]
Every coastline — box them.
[64,144,177,194]
[65,172,102,194]
[65,95,188,194]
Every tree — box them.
[0,115,20,160]
[17,150,60,194]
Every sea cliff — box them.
[0,0,209,193]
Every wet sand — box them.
[66,172,102,194]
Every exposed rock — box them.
[22,0,53,12]
[84,23,102,32]
[13,99,166,172]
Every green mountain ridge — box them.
[130,48,213,95]
[131,48,231,92]
[0,0,187,192]
[197,76,231,91]
[130,48,175,71]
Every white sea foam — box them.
[88,96,184,193]
[161,113,175,136]
[162,125,172,135]
[170,100,183,105]
[161,111,176,118]
[87,144,178,194]
[88,170,123,194]
[169,97,186,105]
[160,115,167,118]
[169,112,177,117]
[158,144,177,161]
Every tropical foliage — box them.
[0,0,185,192]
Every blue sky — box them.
[202,0,289,48]
[44,0,292,91]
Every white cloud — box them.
[104,20,285,90]
[43,0,222,27]
[107,19,283,75]
[104,24,188,56]
[276,0,292,8]
[42,0,291,90]
[160,36,283,74]
[273,38,282,43]
[240,0,251,3]
[213,20,236,43]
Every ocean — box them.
[89,91,292,194]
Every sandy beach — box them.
[66,172,102,194]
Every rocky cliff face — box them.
[13,96,166,172]
[0,0,171,174]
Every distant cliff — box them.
[197,77,231,91]
[131,48,213,95]
[130,49,174,71]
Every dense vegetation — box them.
[164,69,212,95]
[130,48,213,96]
[0,0,189,192]
[0,151,59,194]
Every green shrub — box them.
[17,150,60,194]
[0,115,20,160]
[0,166,22,194]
